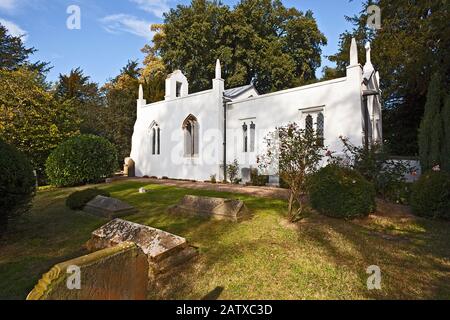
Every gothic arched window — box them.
[183,115,199,157]
[242,122,248,153]
[250,122,256,152]
[305,114,314,136]
[317,112,324,147]
[150,122,161,155]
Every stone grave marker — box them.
[84,196,138,219]
[86,219,197,279]
[168,195,250,222]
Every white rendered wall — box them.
[131,67,365,181]
[226,70,364,174]
[131,89,223,181]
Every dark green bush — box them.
[308,165,376,219]
[0,139,36,233]
[250,169,268,186]
[66,188,110,210]
[410,171,450,219]
[46,135,118,187]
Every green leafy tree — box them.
[148,0,326,94]
[54,68,104,135]
[101,61,141,164]
[329,0,449,156]
[442,95,450,172]
[418,73,446,172]
[0,68,80,178]
[0,23,48,73]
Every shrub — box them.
[250,169,268,186]
[410,171,450,219]
[227,159,241,184]
[330,137,411,202]
[0,139,36,234]
[46,135,118,187]
[66,188,110,210]
[309,165,376,219]
[210,174,217,184]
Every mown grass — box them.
[1,180,449,300]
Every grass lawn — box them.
[1,180,450,300]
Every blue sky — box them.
[0,0,363,84]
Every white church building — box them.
[130,39,382,183]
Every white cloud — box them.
[0,18,28,41]
[0,0,17,11]
[130,0,169,18]
[100,14,153,40]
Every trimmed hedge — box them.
[66,188,110,210]
[410,171,450,219]
[308,165,376,219]
[46,135,118,187]
[0,139,36,232]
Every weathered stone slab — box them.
[86,219,197,278]
[168,195,250,222]
[27,242,148,300]
[83,196,138,219]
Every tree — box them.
[147,0,326,94]
[258,123,324,221]
[54,68,104,135]
[329,0,449,156]
[101,61,141,164]
[0,23,48,73]
[140,40,167,102]
[0,68,80,179]
[442,95,450,172]
[418,73,446,172]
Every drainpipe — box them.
[223,96,232,182]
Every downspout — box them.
[223,96,232,182]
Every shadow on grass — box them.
[294,213,450,299]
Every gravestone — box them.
[84,196,138,219]
[124,157,135,177]
[27,242,148,300]
[86,219,197,279]
[168,195,250,222]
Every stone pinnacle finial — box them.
[365,42,372,65]
[138,84,144,100]
[350,38,358,66]
[215,59,222,79]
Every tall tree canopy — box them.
[147,0,327,94]
[54,68,104,135]
[0,23,48,73]
[419,73,450,172]
[0,68,80,177]
[101,61,142,164]
[328,0,449,156]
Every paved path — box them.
[114,177,290,200]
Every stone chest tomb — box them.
[86,219,197,279]
[168,195,250,222]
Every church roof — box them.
[224,84,257,99]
